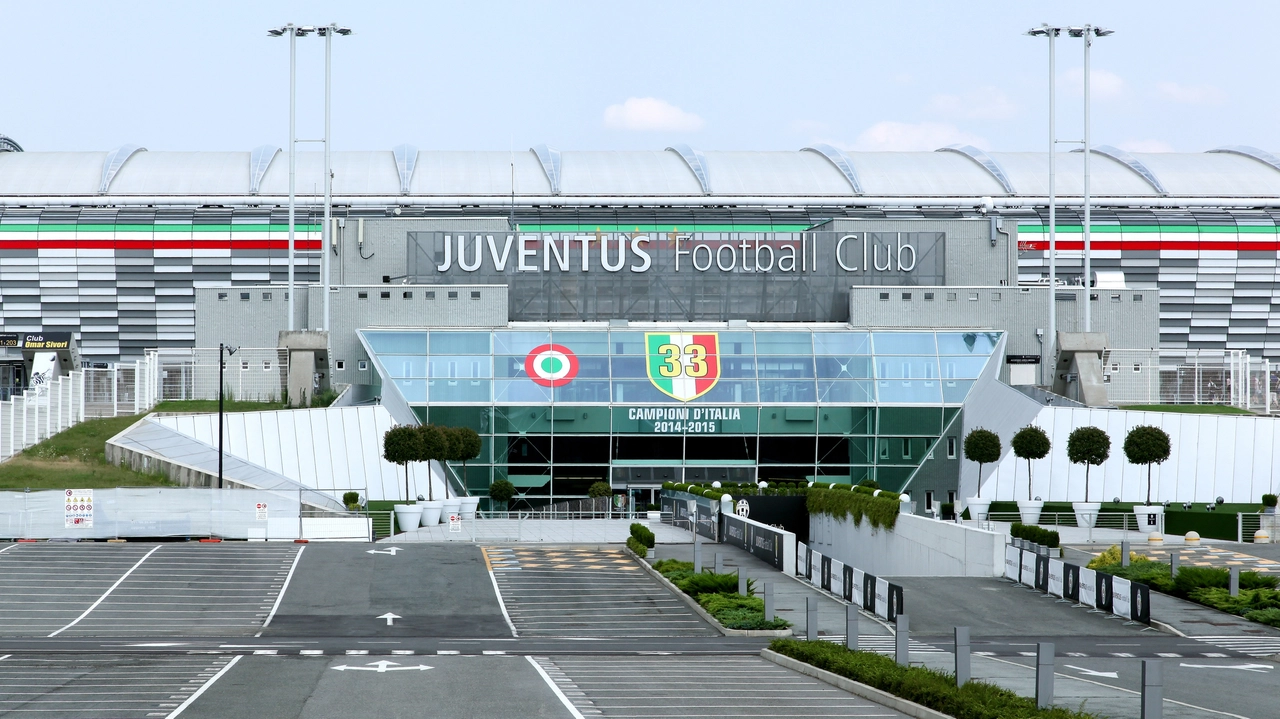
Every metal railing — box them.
[987,511,1142,531]
[1236,513,1278,543]
[1102,348,1275,412]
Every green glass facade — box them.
[358,324,1000,507]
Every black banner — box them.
[863,573,876,613]
[1035,556,1050,593]
[821,556,832,592]
[886,583,904,622]
[1006,354,1041,364]
[1095,572,1114,613]
[842,565,855,603]
[1063,563,1080,603]
[1131,582,1151,625]
[721,514,785,572]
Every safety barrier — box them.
[1003,538,1150,624]
[721,512,796,575]
[797,541,903,622]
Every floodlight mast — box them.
[1025,24,1063,385]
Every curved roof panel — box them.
[1089,145,1167,195]
[849,151,1005,197]
[108,151,247,195]
[801,144,863,194]
[561,150,701,196]
[258,151,401,196]
[991,151,1156,197]
[937,145,1016,194]
[408,151,550,196]
[0,152,105,195]
[702,150,851,195]
[1137,151,1280,197]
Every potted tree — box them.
[452,427,483,520]
[1011,425,1051,525]
[588,481,612,516]
[488,478,517,516]
[383,426,423,533]
[1263,494,1278,515]
[1124,425,1171,534]
[963,428,1001,521]
[1066,426,1110,529]
[437,426,463,525]
[417,424,448,527]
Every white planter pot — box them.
[459,497,480,520]
[1073,502,1102,529]
[1133,505,1165,533]
[647,510,662,521]
[441,498,462,524]
[966,497,991,522]
[420,500,444,527]
[393,504,423,534]
[1017,500,1044,526]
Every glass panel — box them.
[939,356,989,379]
[610,332,647,355]
[752,331,812,355]
[612,380,674,404]
[549,331,610,355]
[758,380,816,403]
[872,332,937,355]
[426,379,491,402]
[696,380,758,404]
[493,379,551,403]
[813,332,870,355]
[429,331,491,355]
[554,380,611,403]
[817,380,875,403]
[720,356,757,379]
[428,356,492,379]
[610,356,648,379]
[942,380,976,403]
[937,331,1001,355]
[756,356,815,379]
[363,331,427,355]
[574,356,611,378]
[392,378,427,403]
[387,356,427,378]
[426,406,491,433]
[815,356,872,379]
[874,356,939,381]
[875,380,942,404]
[718,332,755,355]
[495,356,530,379]
[878,407,943,435]
[549,406,611,433]
[493,331,551,355]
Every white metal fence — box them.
[1102,348,1276,412]
[150,348,288,403]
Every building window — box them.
[948,490,956,505]
[924,292,934,300]
[946,436,957,459]
[991,292,1001,301]
[902,438,911,458]
[1112,362,1119,372]
[217,292,228,301]
[403,291,413,299]
[1090,293,1099,301]
[380,291,391,299]
[1134,363,1141,373]
[335,360,345,371]
[471,291,481,299]
[968,293,979,301]
[902,292,912,301]
[382,275,391,283]
[947,292,957,301]
[426,291,436,299]
[925,490,934,511]
[879,440,889,459]
[241,360,249,371]
[357,360,368,371]
[1133,294,1143,302]
[263,361,272,371]
[358,291,368,299]
[448,291,459,300]
[240,292,250,301]
[1111,293,1121,302]
[879,292,889,300]
[263,292,272,301]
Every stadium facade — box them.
[2,140,1278,507]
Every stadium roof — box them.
[2,143,1280,208]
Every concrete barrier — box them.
[810,511,1005,577]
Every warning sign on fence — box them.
[256,503,268,521]
[449,514,461,533]
[65,488,94,528]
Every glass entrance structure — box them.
[358,323,1002,509]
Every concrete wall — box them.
[827,217,1016,286]
[808,510,1004,577]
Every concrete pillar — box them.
[1141,659,1162,719]
[1036,642,1055,709]
[955,626,970,687]
[806,597,818,641]
[764,583,774,621]
[895,614,909,666]
[846,604,858,651]
[1229,566,1241,597]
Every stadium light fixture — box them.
[1076,25,1111,333]
[1025,24,1066,385]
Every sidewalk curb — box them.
[626,548,792,637]
[761,649,952,719]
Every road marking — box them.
[346,649,368,655]
[377,612,401,626]
[252,650,278,655]
[165,655,241,718]
[528,656,586,719]
[300,650,324,655]
[1065,664,1119,678]
[256,545,304,636]
[486,558,519,638]
[0,655,8,662]
[48,545,161,637]
[367,547,403,556]
[332,660,432,673]
[438,650,460,655]
[1109,652,1136,658]
[1156,652,1182,658]
[0,544,18,554]
[1179,662,1272,672]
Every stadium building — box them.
[2,139,1278,507]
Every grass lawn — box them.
[1119,403,1254,415]
[0,400,292,490]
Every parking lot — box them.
[484,546,718,637]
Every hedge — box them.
[807,487,900,530]
[626,536,649,557]
[660,480,811,497]
[769,638,1099,719]
[651,559,790,630]
[1010,522,1060,548]
[629,522,655,548]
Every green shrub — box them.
[699,593,787,630]
[629,522,655,548]
[1243,607,1280,628]
[1264,493,1278,509]
[588,481,612,498]
[939,502,955,518]
[342,491,360,506]
[857,479,880,490]
[1090,561,1176,595]
[1189,587,1280,616]
[1011,522,1060,549]
[653,558,692,574]
[769,638,1099,719]
[1086,545,1148,569]
[676,571,741,596]
[488,478,516,504]
[626,536,649,557]
[807,488,900,530]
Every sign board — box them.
[1112,576,1133,620]
[64,488,93,528]
[1048,559,1064,597]
[1020,549,1037,586]
[22,332,73,350]
[449,514,461,533]
[1006,355,1042,364]
[735,499,750,517]
[1080,567,1098,609]
[0,333,18,348]
[255,502,268,521]
[1004,545,1021,581]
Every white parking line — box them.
[488,567,519,638]
[527,656,586,719]
[255,545,304,636]
[165,655,241,719]
[0,545,17,555]
[48,545,161,637]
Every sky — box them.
[1,1,1275,154]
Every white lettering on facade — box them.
[458,235,482,271]
[629,236,652,272]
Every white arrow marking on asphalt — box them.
[1179,662,1272,673]
[1065,664,1120,679]
[367,547,403,556]
[332,660,432,673]
[377,613,402,626]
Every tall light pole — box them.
[217,344,239,490]
[1068,24,1113,333]
[1026,24,1064,385]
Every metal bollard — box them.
[1229,566,1241,597]
[954,626,970,687]
[693,534,702,572]
[806,597,818,641]
[895,614,909,666]
[1170,552,1179,577]
[715,552,724,574]
[738,571,747,597]
[764,583,775,621]
[1121,540,1131,568]
[1036,642,1055,709]
[1141,659,1162,719]
[846,604,858,651]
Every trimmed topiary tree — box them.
[1011,425,1051,501]
[383,425,423,503]
[588,481,612,499]
[1123,424,1171,505]
[963,428,1001,498]
[488,478,517,508]
[417,424,449,502]
[1067,426,1111,503]
[450,426,483,495]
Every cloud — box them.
[1061,68,1124,99]
[928,88,1019,120]
[603,97,704,132]
[848,121,987,152]
[1156,81,1225,105]
[1117,139,1175,153]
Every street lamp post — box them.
[1068,24,1113,333]
[1026,24,1064,386]
[217,344,239,489]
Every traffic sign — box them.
[449,514,461,533]
[64,489,93,528]
[255,503,268,521]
